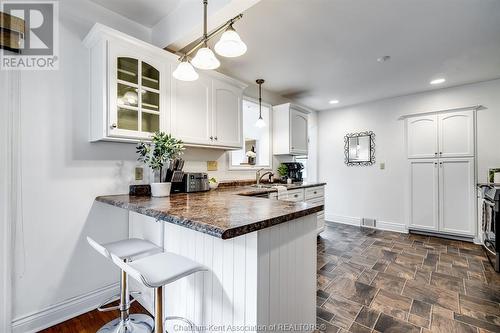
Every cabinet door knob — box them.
[214,136,218,141]
[439,152,443,155]
[110,123,117,129]
[210,136,213,140]
[434,152,438,156]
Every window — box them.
[230,98,272,169]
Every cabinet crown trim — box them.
[83,23,248,89]
[275,102,314,114]
[398,105,482,120]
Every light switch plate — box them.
[380,162,385,170]
[135,167,144,180]
[207,161,218,171]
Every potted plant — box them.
[277,163,288,182]
[136,132,184,197]
[246,146,257,165]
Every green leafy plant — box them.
[277,163,288,177]
[136,132,184,183]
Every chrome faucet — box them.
[256,168,274,185]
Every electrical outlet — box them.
[207,161,218,171]
[135,167,144,181]
[380,162,385,170]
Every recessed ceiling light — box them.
[377,56,391,62]
[430,78,446,85]
[329,100,339,104]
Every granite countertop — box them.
[96,182,326,239]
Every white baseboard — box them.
[11,283,119,333]
[375,220,408,233]
[325,214,360,226]
[325,214,407,234]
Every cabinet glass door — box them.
[140,62,160,133]
[115,57,160,136]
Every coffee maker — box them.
[283,162,304,182]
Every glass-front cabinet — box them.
[84,24,246,147]
[108,41,166,140]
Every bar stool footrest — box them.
[97,291,142,312]
[165,316,196,332]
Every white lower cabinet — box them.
[409,160,439,232]
[269,185,325,233]
[409,158,475,237]
[439,158,475,236]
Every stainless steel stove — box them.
[481,185,500,271]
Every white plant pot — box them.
[151,182,172,197]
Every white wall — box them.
[318,79,500,228]
[10,0,152,328]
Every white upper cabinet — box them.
[438,111,474,157]
[290,108,308,155]
[84,24,173,142]
[406,114,438,158]
[273,103,311,155]
[406,110,475,159]
[212,79,242,148]
[83,23,246,149]
[171,75,212,146]
[171,73,244,149]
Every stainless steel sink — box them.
[249,184,272,188]
[249,184,290,189]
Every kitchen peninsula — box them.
[96,184,325,332]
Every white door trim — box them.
[1,70,21,332]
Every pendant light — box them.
[255,79,266,128]
[215,24,247,57]
[172,0,247,81]
[192,46,220,70]
[191,0,220,70]
[172,57,199,81]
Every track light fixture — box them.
[172,0,247,81]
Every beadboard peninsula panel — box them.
[129,212,317,332]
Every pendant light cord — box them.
[259,83,262,118]
[256,79,265,119]
[203,0,208,45]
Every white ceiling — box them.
[90,0,182,27]
[214,0,500,110]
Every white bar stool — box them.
[87,237,162,333]
[110,251,208,333]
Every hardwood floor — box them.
[316,223,500,333]
[42,222,499,333]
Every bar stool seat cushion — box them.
[87,237,160,260]
[112,252,207,288]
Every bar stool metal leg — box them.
[154,287,163,333]
[97,262,154,333]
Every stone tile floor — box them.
[316,223,500,333]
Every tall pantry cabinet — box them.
[406,109,476,238]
